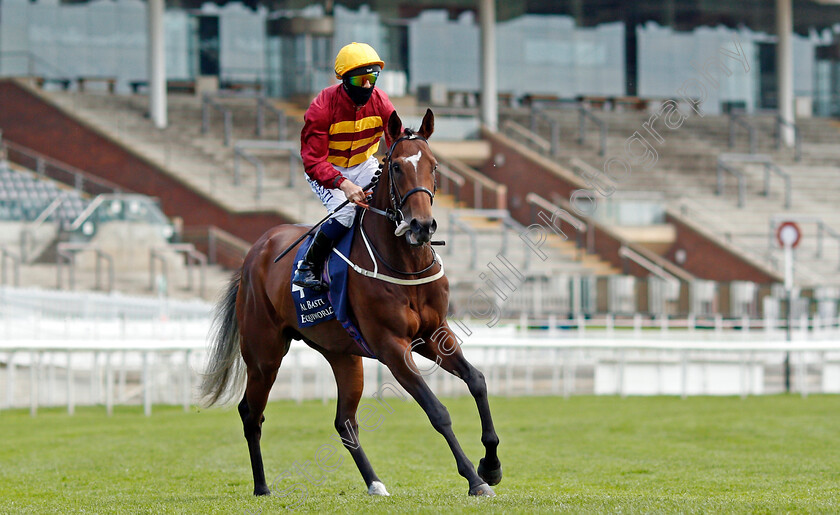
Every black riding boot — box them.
[292,230,335,291]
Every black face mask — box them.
[343,82,374,106]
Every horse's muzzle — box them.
[407,217,437,247]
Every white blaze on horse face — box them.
[401,150,423,175]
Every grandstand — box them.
[25,82,623,293]
[0,135,231,299]
[4,7,840,515]
[501,105,840,289]
[0,162,87,224]
[0,0,837,412]
[0,69,837,318]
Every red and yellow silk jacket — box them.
[300,84,396,189]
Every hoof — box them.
[468,483,495,497]
[367,481,390,496]
[253,485,271,496]
[477,458,503,486]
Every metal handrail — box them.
[1,140,122,195]
[447,214,478,269]
[501,119,552,155]
[578,105,607,156]
[529,107,561,156]
[763,161,792,209]
[149,250,167,293]
[541,194,695,284]
[21,192,68,262]
[178,244,208,298]
[768,215,840,269]
[728,112,758,154]
[500,215,532,271]
[720,153,791,209]
[233,148,264,199]
[56,242,114,292]
[438,157,506,210]
[525,192,592,256]
[0,247,20,287]
[93,250,115,291]
[672,199,787,284]
[570,157,616,197]
[816,224,840,268]
[256,97,287,141]
[449,209,531,270]
[30,193,69,227]
[201,94,233,146]
[233,140,301,195]
[774,114,802,162]
[435,163,466,202]
[204,226,250,265]
[68,195,108,232]
[618,246,680,289]
[150,244,207,297]
[68,193,165,233]
[716,158,747,207]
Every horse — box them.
[199,108,502,498]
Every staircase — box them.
[44,91,323,221]
[5,87,617,298]
[502,105,840,286]
[0,159,232,300]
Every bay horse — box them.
[200,109,501,497]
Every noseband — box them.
[385,133,436,217]
[349,131,441,278]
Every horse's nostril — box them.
[410,218,423,233]
[410,218,435,235]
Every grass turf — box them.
[1,395,839,513]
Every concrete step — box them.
[40,90,622,287]
[14,261,230,302]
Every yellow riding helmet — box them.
[334,42,385,79]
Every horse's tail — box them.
[199,270,246,407]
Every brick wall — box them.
[480,128,779,284]
[479,130,654,277]
[0,80,290,244]
[665,214,780,283]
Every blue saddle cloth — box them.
[291,217,376,358]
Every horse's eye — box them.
[392,163,401,174]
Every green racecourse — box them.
[1,395,839,513]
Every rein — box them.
[341,131,443,285]
[332,210,445,286]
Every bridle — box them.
[355,131,440,277]
[384,133,437,222]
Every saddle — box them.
[291,210,376,358]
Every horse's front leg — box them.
[378,339,495,496]
[321,350,389,496]
[414,332,502,486]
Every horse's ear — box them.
[387,110,402,143]
[418,108,434,140]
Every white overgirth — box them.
[330,214,445,286]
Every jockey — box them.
[293,42,397,291]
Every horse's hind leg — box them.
[378,341,494,497]
[322,351,389,496]
[414,337,502,486]
[239,340,285,496]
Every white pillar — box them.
[776,0,793,146]
[479,0,497,131]
[147,0,167,129]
